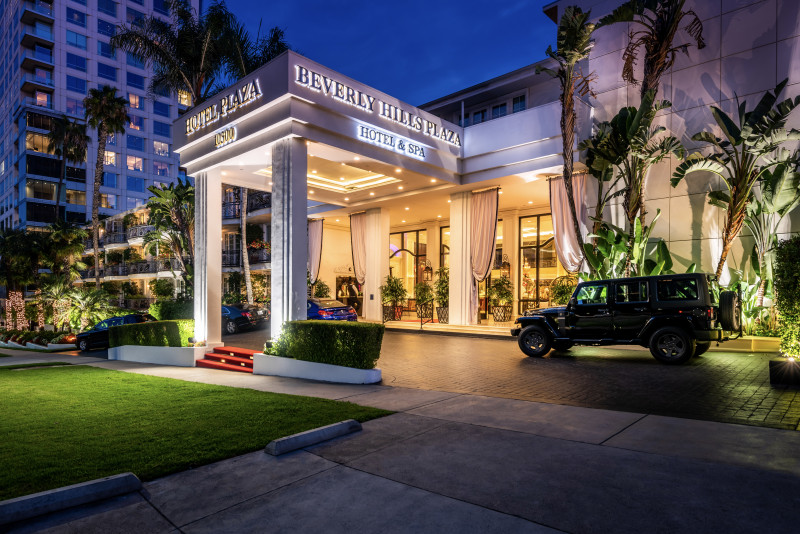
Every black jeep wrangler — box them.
[510,273,741,364]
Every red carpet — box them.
[196,346,256,373]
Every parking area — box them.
[227,328,800,430]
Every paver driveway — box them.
[232,328,800,430]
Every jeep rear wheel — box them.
[719,291,741,332]
[518,325,552,357]
[649,327,695,364]
[693,342,711,357]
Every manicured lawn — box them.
[0,362,70,370]
[0,366,390,501]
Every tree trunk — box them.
[560,73,589,274]
[755,277,766,308]
[56,158,66,222]
[716,204,747,281]
[240,188,253,304]
[93,125,107,287]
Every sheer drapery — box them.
[349,212,367,285]
[549,175,587,273]
[307,219,324,284]
[469,188,499,323]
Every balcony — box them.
[21,1,55,24]
[127,261,158,275]
[21,49,54,70]
[84,238,103,250]
[127,224,154,240]
[248,249,271,264]
[21,73,54,92]
[158,257,190,273]
[17,96,53,111]
[104,232,128,249]
[222,251,240,267]
[21,25,54,47]
[222,191,272,220]
[222,202,240,220]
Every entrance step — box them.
[196,346,257,373]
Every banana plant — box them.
[671,79,800,279]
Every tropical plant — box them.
[550,275,578,305]
[239,188,253,304]
[37,275,73,330]
[537,6,598,274]
[84,85,129,287]
[672,79,800,279]
[227,22,291,78]
[775,235,800,355]
[42,220,88,281]
[414,281,434,304]
[489,275,514,307]
[379,274,407,307]
[67,287,114,330]
[312,280,331,299]
[46,115,89,219]
[111,0,239,105]
[433,266,449,307]
[144,179,195,292]
[148,278,175,300]
[728,268,779,337]
[599,0,705,100]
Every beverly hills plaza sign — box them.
[185,79,263,136]
[294,65,462,148]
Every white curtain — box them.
[470,188,499,323]
[549,175,587,273]
[307,219,324,284]
[349,212,367,285]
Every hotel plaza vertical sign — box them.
[184,79,263,149]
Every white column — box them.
[449,191,472,325]
[271,137,308,340]
[193,172,222,344]
[363,207,390,321]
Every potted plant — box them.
[414,281,434,321]
[549,274,578,306]
[490,275,514,322]
[379,274,407,322]
[433,266,449,324]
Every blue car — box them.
[307,299,358,321]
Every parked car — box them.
[241,303,270,324]
[511,273,741,364]
[307,299,358,321]
[76,313,157,351]
[222,304,260,334]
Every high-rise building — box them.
[0,0,199,232]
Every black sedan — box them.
[222,304,260,334]
[76,313,156,351]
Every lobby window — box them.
[389,229,427,299]
[25,133,53,154]
[127,72,145,90]
[100,194,117,209]
[104,151,116,166]
[66,30,87,50]
[153,140,169,157]
[66,75,86,94]
[492,104,507,120]
[518,214,567,314]
[102,172,117,187]
[98,41,115,59]
[128,93,144,110]
[153,121,170,138]
[66,189,86,205]
[152,101,170,117]
[126,53,145,69]
[26,179,57,201]
[153,0,168,15]
[128,115,144,131]
[127,175,145,192]
[440,226,450,268]
[97,0,117,17]
[126,134,144,151]
[66,97,84,116]
[512,95,526,113]
[127,197,145,210]
[97,62,116,82]
[98,19,115,37]
[126,7,145,27]
[127,155,144,172]
[66,7,86,27]
[472,109,487,125]
[153,161,169,177]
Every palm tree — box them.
[599,0,705,100]
[0,229,42,328]
[537,6,598,273]
[46,116,89,220]
[84,86,129,287]
[42,220,88,281]
[67,287,113,330]
[227,23,291,79]
[144,179,194,293]
[672,80,800,279]
[38,274,73,330]
[111,0,237,106]
[239,188,253,304]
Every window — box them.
[388,229,427,300]
[66,189,86,205]
[66,7,86,27]
[25,133,53,154]
[126,53,144,69]
[102,172,117,187]
[127,156,143,172]
[153,0,168,15]
[26,112,54,130]
[153,85,170,97]
[26,179,57,200]
[518,214,567,313]
[66,75,86,94]
[104,151,117,166]
[128,115,143,131]
[97,41,115,59]
[129,0,143,6]
[128,93,144,110]
[126,7,145,26]
[127,72,145,90]
[153,121,170,137]
[107,133,116,146]
[616,281,649,303]
[126,134,144,151]
[97,0,116,17]
[97,63,116,81]
[66,30,87,50]
[66,97,84,116]
[440,226,450,268]
[153,140,169,156]
[152,101,170,117]
[127,175,145,192]
[153,161,169,177]
[513,95,526,113]
[472,109,487,125]
[575,283,608,305]
[127,197,145,210]
[97,19,115,37]
[66,53,87,72]
[656,278,699,301]
[178,90,192,107]
[35,92,52,109]
[491,104,507,120]
[100,194,117,209]
[33,44,52,63]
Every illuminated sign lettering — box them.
[186,79,262,136]
[295,65,461,148]
[214,126,237,149]
[357,125,426,160]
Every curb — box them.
[265,419,362,455]
[0,472,141,526]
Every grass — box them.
[0,366,391,501]
[0,362,70,370]
[0,352,10,357]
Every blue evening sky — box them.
[224,0,557,106]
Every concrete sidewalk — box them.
[5,354,800,533]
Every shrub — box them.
[109,320,195,348]
[149,279,174,300]
[149,299,193,320]
[433,266,449,307]
[489,275,514,306]
[379,275,407,306]
[775,236,800,356]
[269,320,384,370]
[313,280,331,298]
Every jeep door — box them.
[567,282,612,338]
[612,279,650,340]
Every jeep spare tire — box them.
[719,290,741,332]
[518,325,552,357]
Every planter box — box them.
[7,342,26,349]
[710,336,780,353]
[26,343,48,350]
[253,353,381,384]
[47,343,78,351]
[769,358,800,386]
[109,343,223,367]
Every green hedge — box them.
[270,320,384,370]
[148,299,193,321]
[775,236,800,356]
[110,319,195,348]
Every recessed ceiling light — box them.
[354,156,360,161]
[341,162,345,166]
[430,179,436,183]
[447,199,451,203]
[498,191,503,195]
[401,220,406,223]
[312,170,317,174]
[309,190,314,194]
[269,182,273,185]
[398,186,404,190]
[528,201,533,204]
[405,207,409,211]
[370,192,375,196]
[340,177,345,180]
[221,171,227,176]
[395,168,401,173]
[335,219,340,222]
[344,197,349,201]
[437,214,442,218]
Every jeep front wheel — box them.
[649,327,695,364]
[518,325,552,357]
